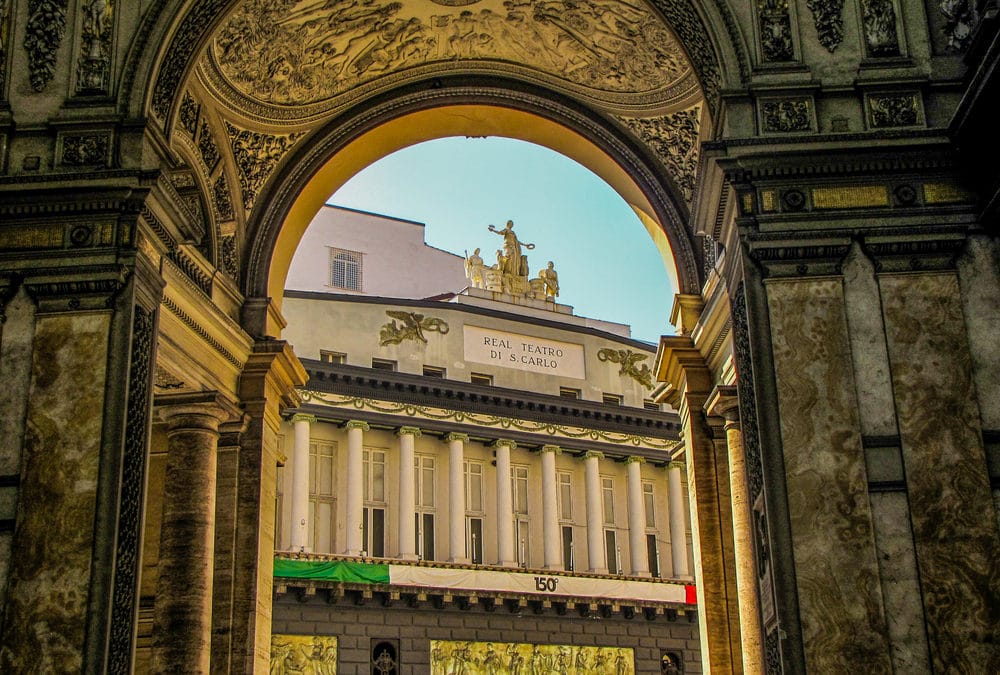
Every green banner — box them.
[273,558,390,584]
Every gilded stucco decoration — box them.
[758,0,794,62]
[940,0,979,52]
[24,0,68,91]
[179,92,200,137]
[379,310,449,345]
[212,174,235,221]
[270,634,337,674]
[220,235,240,278]
[430,639,634,673]
[597,348,654,389]
[761,98,811,133]
[198,120,221,171]
[76,0,113,93]
[620,106,700,204]
[860,0,899,56]
[209,0,690,107]
[805,0,844,52]
[224,121,306,211]
[868,93,919,128]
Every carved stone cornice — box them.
[746,235,853,278]
[704,384,740,428]
[239,339,308,421]
[23,264,129,312]
[860,229,967,272]
[0,274,19,323]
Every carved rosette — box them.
[620,106,700,204]
[760,98,812,133]
[860,0,900,57]
[867,93,920,128]
[224,121,305,212]
[805,0,844,52]
[24,0,69,91]
[758,0,794,62]
[76,0,114,94]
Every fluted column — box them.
[446,433,470,563]
[493,440,517,566]
[152,393,236,675]
[540,445,562,570]
[344,421,369,555]
[626,456,650,577]
[584,451,607,573]
[397,427,420,560]
[708,386,764,674]
[667,459,691,579]
[289,413,314,552]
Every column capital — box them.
[156,391,241,432]
[444,432,469,443]
[540,444,562,455]
[290,413,317,424]
[397,426,422,438]
[704,384,740,427]
[491,439,517,450]
[625,455,645,465]
[667,460,686,472]
[583,450,604,461]
[345,420,370,431]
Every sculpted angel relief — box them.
[213,0,688,104]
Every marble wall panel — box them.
[879,272,1000,672]
[957,236,1000,431]
[0,313,109,673]
[766,278,892,673]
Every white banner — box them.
[388,565,689,604]
[463,325,586,378]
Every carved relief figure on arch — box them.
[211,0,691,105]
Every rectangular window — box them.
[363,448,386,503]
[562,525,574,571]
[371,358,397,371]
[415,455,435,508]
[470,372,493,386]
[643,481,656,528]
[605,529,620,574]
[643,399,660,411]
[558,471,573,521]
[422,365,446,378]
[467,517,484,564]
[362,507,385,558]
[602,393,623,406]
[559,387,581,399]
[602,477,615,525]
[515,517,530,567]
[415,512,435,561]
[320,350,346,364]
[464,461,483,513]
[511,465,529,515]
[647,534,660,578]
[309,441,336,553]
[330,248,362,290]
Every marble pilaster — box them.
[766,278,891,673]
[880,272,1000,671]
[151,392,238,675]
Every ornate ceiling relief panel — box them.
[860,0,900,57]
[940,0,979,52]
[619,105,701,204]
[76,0,114,94]
[24,0,68,91]
[805,0,844,52]
[224,121,306,212]
[207,0,693,114]
[758,0,794,62]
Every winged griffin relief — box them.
[379,310,450,346]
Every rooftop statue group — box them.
[464,220,559,301]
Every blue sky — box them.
[326,137,676,343]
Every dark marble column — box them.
[152,392,238,675]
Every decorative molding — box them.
[379,310,449,346]
[153,364,185,391]
[597,348,654,389]
[160,295,245,369]
[212,173,235,221]
[764,625,782,674]
[224,121,305,212]
[76,0,114,94]
[805,0,844,52]
[197,119,221,171]
[940,0,979,52]
[24,0,68,91]
[60,133,111,166]
[108,304,155,674]
[345,419,371,431]
[179,91,200,137]
[731,284,763,502]
[867,92,921,128]
[220,235,239,279]
[760,98,812,133]
[166,248,212,297]
[860,0,900,57]
[24,265,129,311]
[620,107,701,204]
[758,0,794,62]
[398,425,423,437]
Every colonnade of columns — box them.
[286,417,691,578]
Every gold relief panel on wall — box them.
[270,634,338,674]
[209,0,692,108]
[430,639,634,674]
